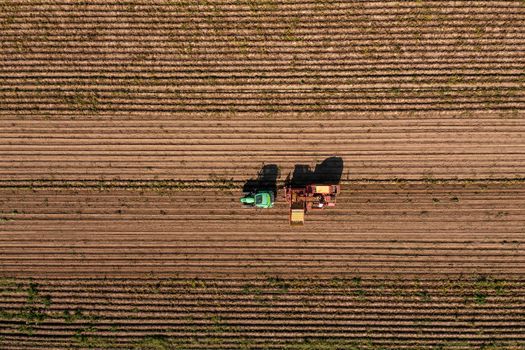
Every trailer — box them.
[284,184,340,225]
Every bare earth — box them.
[1,1,525,349]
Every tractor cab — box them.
[240,191,274,209]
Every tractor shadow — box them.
[242,164,280,196]
[285,157,344,188]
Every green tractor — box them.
[240,191,274,209]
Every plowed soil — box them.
[1,1,525,349]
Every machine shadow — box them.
[242,164,280,196]
[285,157,344,188]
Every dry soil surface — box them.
[1,1,525,349]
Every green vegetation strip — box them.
[0,178,237,191]
[0,276,524,349]
[0,177,524,191]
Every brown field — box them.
[1,0,525,349]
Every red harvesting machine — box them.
[284,184,340,225]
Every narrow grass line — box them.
[0,177,525,190]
